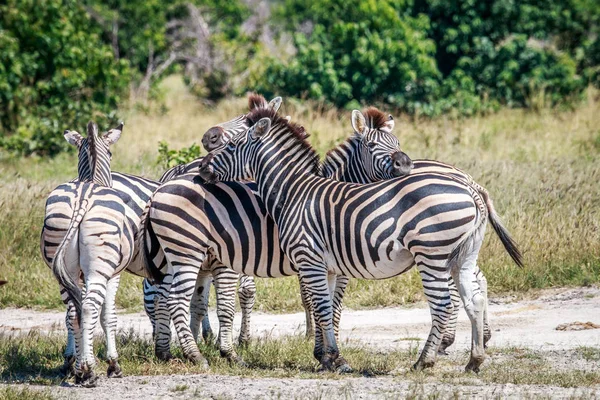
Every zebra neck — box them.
[322,136,368,183]
[254,136,319,221]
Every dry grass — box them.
[1,76,599,312]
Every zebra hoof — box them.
[155,350,173,362]
[411,359,434,372]
[75,370,99,388]
[465,356,484,373]
[335,357,353,374]
[107,359,123,378]
[437,349,449,356]
[187,353,209,370]
[60,356,76,377]
[230,356,248,368]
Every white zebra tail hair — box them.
[52,196,90,321]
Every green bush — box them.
[0,0,131,156]
[250,0,596,116]
[157,141,202,170]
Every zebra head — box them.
[201,93,282,152]
[64,121,123,187]
[199,108,316,184]
[351,108,413,180]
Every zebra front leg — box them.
[331,275,351,372]
[451,233,486,373]
[190,271,213,343]
[439,277,461,355]
[167,264,209,367]
[212,266,245,366]
[300,267,339,372]
[101,275,122,378]
[237,275,256,346]
[154,274,173,361]
[412,263,453,371]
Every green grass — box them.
[0,330,599,390]
[1,76,600,312]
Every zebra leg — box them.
[62,299,77,377]
[298,275,315,339]
[75,274,109,387]
[60,287,76,377]
[412,263,453,371]
[237,275,256,346]
[451,232,486,373]
[331,275,351,372]
[212,266,245,365]
[101,275,122,378]
[154,273,173,361]
[190,271,213,343]
[142,279,157,339]
[475,266,492,347]
[300,267,339,371]
[167,263,209,367]
[439,277,461,355]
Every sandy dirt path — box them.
[1,286,599,399]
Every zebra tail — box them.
[137,199,166,284]
[478,188,524,268]
[52,197,89,322]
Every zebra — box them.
[138,108,422,367]
[45,122,134,386]
[194,106,516,357]
[197,110,523,372]
[141,93,283,344]
[41,123,161,380]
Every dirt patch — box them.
[1,286,600,399]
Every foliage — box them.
[157,141,203,170]
[251,0,440,111]
[0,0,131,156]
[250,0,598,116]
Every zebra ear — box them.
[64,130,84,147]
[103,122,123,146]
[351,110,367,136]
[381,114,395,133]
[268,96,282,112]
[250,117,272,139]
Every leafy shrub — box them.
[0,0,131,156]
[157,141,202,169]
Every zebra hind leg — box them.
[142,279,157,340]
[450,229,486,373]
[61,299,77,377]
[412,263,453,371]
[212,266,246,366]
[298,275,315,339]
[475,266,492,347]
[101,275,123,378]
[190,271,213,343]
[167,264,209,368]
[237,275,256,346]
[438,277,461,355]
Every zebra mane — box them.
[246,107,320,175]
[363,107,389,130]
[248,93,268,110]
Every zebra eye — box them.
[367,141,377,149]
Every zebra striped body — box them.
[198,110,522,372]
[43,122,133,386]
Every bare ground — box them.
[1,286,600,399]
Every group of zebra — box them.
[41,94,522,387]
